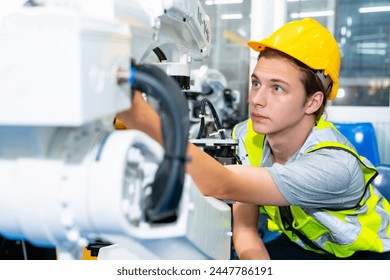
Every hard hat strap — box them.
[315,70,332,96]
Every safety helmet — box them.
[247,18,340,100]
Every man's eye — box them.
[274,85,284,92]
[252,81,260,88]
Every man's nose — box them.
[250,86,268,107]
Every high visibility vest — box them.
[232,117,390,258]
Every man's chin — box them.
[251,123,268,135]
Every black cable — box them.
[152,47,168,62]
[195,115,206,139]
[229,149,242,165]
[196,98,226,139]
[185,88,213,97]
[131,64,189,223]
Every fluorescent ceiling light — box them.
[205,0,243,5]
[359,6,390,13]
[357,42,388,49]
[220,13,243,20]
[290,10,334,19]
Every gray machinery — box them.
[186,65,241,167]
[187,65,241,139]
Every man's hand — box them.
[115,91,163,145]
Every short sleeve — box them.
[266,148,365,209]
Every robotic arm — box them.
[0,0,231,260]
[115,0,211,90]
[115,0,211,62]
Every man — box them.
[117,18,390,259]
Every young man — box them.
[117,18,390,259]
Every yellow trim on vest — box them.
[315,116,336,130]
[246,119,265,166]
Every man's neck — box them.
[268,117,315,164]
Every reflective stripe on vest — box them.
[233,117,390,258]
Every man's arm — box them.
[117,91,289,206]
[233,202,270,259]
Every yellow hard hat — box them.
[247,18,340,100]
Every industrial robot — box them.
[0,0,231,260]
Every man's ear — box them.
[305,91,324,115]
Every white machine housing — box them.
[0,2,130,126]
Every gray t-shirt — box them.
[264,135,365,209]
